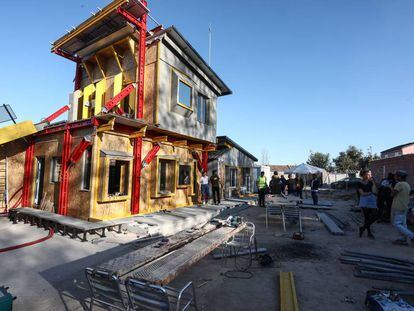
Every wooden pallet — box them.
[280,271,299,311]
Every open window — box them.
[108,160,129,196]
[178,164,192,187]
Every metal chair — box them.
[223,222,256,271]
[266,205,302,232]
[125,278,198,311]
[85,267,129,311]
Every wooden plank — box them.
[0,121,37,145]
[280,271,299,311]
[82,84,96,119]
[317,212,344,235]
[131,225,245,285]
[152,136,168,143]
[97,117,115,133]
[94,79,106,115]
[172,140,187,147]
[129,126,147,139]
[99,224,218,276]
[188,143,203,150]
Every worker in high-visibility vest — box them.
[257,171,268,207]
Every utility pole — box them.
[208,23,212,66]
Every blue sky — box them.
[1,0,414,164]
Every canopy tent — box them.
[284,163,326,175]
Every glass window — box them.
[178,80,192,108]
[178,164,191,186]
[158,159,176,195]
[50,157,62,183]
[197,94,208,124]
[108,160,129,196]
[81,146,92,190]
[230,168,237,187]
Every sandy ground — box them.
[1,191,414,310]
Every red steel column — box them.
[21,139,35,206]
[131,1,148,215]
[58,127,72,215]
[202,151,208,173]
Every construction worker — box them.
[200,171,209,205]
[269,171,281,195]
[210,170,221,205]
[391,170,413,245]
[295,175,304,200]
[257,171,268,207]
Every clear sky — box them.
[1,0,414,164]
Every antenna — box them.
[208,23,212,66]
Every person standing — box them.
[210,170,221,205]
[287,174,296,195]
[280,175,287,195]
[200,171,210,205]
[269,171,281,195]
[377,173,395,222]
[357,169,378,239]
[295,175,304,200]
[391,170,413,245]
[310,174,320,205]
[257,171,268,207]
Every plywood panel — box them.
[94,79,106,115]
[82,84,96,119]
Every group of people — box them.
[256,171,321,207]
[199,170,222,205]
[357,169,413,245]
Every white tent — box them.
[285,163,326,175]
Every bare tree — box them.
[261,148,270,165]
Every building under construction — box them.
[0,0,231,220]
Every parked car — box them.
[331,177,362,189]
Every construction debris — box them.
[316,212,344,235]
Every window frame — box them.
[197,93,209,124]
[177,162,194,190]
[99,156,132,203]
[230,167,238,188]
[177,79,193,110]
[152,156,178,198]
[50,156,62,184]
[81,146,93,191]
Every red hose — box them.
[0,228,54,253]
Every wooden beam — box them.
[94,55,106,78]
[188,143,203,151]
[111,45,124,72]
[97,117,115,133]
[280,272,299,311]
[152,136,168,143]
[130,126,147,139]
[172,140,187,147]
[203,144,216,152]
[82,62,94,84]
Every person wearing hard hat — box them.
[391,170,413,245]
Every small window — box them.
[197,94,208,124]
[108,159,129,196]
[230,168,237,187]
[178,80,192,108]
[50,157,62,183]
[158,159,176,195]
[81,146,92,190]
[178,164,191,186]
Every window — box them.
[230,168,237,187]
[108,160,129,196]
[50,157,62,183]
[178,80,192,108]
[81,146,92,190]
[197,94,208,124]
[178,164,192,186]
[157,158,177,196]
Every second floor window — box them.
[197,94,208,124]
[178,80,192,108]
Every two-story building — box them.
[0,0,231,220]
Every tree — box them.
[260,149,270,165]
[307,152,330,170]
[333,145,366,172]
[359,152,380,170]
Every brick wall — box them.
[371,154,414,187]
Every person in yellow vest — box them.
[257,171,268,207]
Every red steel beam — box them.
[116,7,145,30]
[202,151,208,173]
[42,105,70,124]
[36,119,94,136]
[68,136,92,165]
[53,48,81,63]
[142,143,161,168]
[131,138,143,215]
[21,139,35,206]
[102,84,136,113]
[58,128,72,215]
[192,151,203,172]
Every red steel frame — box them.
[58,127,72,215]
[42,105,71,124]
[142,143,161,168]
[202,151,208,173]
[21,139,35,206]
[118,1,148,215]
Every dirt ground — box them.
[1,191,414,310]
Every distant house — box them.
[371,142,414,188]
[208,136,257,197]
